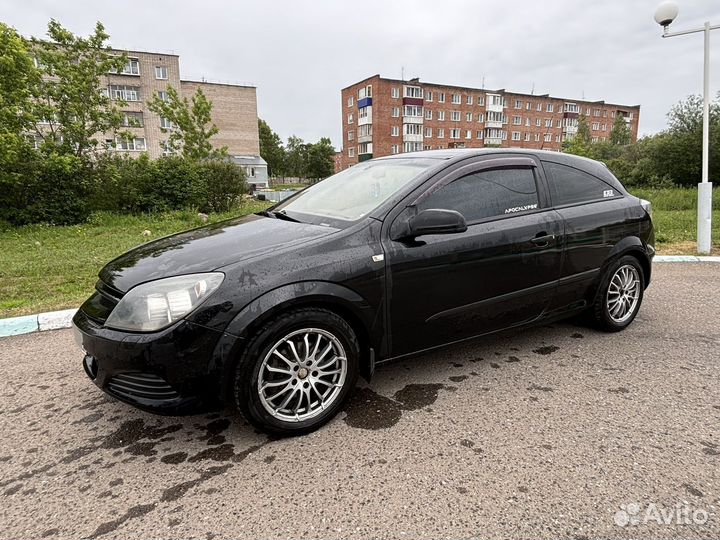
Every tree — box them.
[147,85,226,160]
[30,20,128,158]
[562,113,592,157]
[609,114,632,145]
[305,137,335,179]
[258,119,285,177]
[0,23,39,140]
[284,135,308,177]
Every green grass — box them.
[0,200,271,319]
[270,183,307,190]
[628,187,720,253]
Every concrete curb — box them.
[0,308,77,338]
[0,255,718,339]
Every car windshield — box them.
[275,158,439,226]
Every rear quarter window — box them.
[542,161,619,207]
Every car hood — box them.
[99,214,336,293]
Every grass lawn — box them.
[629,188,720,255]
[0,200,271,319]
[1,188,718,319]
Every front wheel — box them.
[591,255,645,332]
[234,308,359,436]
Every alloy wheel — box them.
[606,264,641,324]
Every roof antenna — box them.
[531,82,535,95]
[401,66,405,81]
[481,74,485,88]
[582,89,585,99]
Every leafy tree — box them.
[0,23,39,143]
[609,114,632,145]
[305,137,335,179]
[147,85,226,160]
[258,119,285,177]
[284,135,308,177]
[30,20,128,157]
[562,114,592,157]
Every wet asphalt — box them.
[0,262,719,539]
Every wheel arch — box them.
[215,281,382,401]
[607,237,652,288]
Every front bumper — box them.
[72,308,236,414]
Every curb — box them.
[0,308,77,338]
[1,255,719,339]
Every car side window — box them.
[417,167,539,223]
[543,161,617,206]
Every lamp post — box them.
[654,1,718,254]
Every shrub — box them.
[196,160,248,212]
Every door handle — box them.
[530,233,555,247]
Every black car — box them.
[73,149,654,435]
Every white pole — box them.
[697,21,713,254]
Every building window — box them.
[535,118,542,127]
[513,116,522,125]
[602,110,607,117]
[347,96,354,107]
[594,108,601,116]
[392,107,400,117]
[358,106,369,119]
[476,130,483,139]
[404,124,422,135]
[358,85,372,99]
[465,130,472,139]
[450,111,460,121]
[438,110,445,121]
[159,117,175,129]
[466,112,473,122]
[477,95,485,106]
[347,130,354,141]
[449,128,460,139]
[347,113,354,124]
[403,105,423,117]
[425,109,433,120]
[116,136,146,151]
[526,102,531,110]
[515,100,522,109]
[545,118,552,128]
[477,113,484,122]
[391,87,400,98]
[438,92,445,103]
[404,86,423,98]
[592,122,600,130]
[556,119,562,128]
[466,95,473,105]
[438,128,445,138]
[391,144,399,154]
[157,90,169,102]
[546,103,554,112]
[451,93,461,104]
[425,127,432,137]
[534,133,540,142]
[524,132,530,141]
[556,135,561,142]
[111,57,140,76]
[121,111,143,127]
[358,124,372,137]
[544,133,552,142]
[525,117,531,126]
[403,141,422,153]
[155,66,168,80]
[348,147,355,157]
[601,124,607,131]
[426,91,433,102]
[512,131,521,141]
[359,142,372,154]
[109,85,140,101]
[536,103,542,111]
[391,126,400,136]
[161,141,175,156]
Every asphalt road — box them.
[1,263,719,539]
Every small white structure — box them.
[230,155,268,189]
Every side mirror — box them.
[401,208,467,240]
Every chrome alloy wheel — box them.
[257,328,347,422]
[606,264,641,323]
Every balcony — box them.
[563,125,578,134]
[358,133,372,143]
[358,106,372,126]
[486,94,504,113]
[402,115,423,125]
[402,132,423,143]
[486,119,503,129]
[402,97,424,106]
[357,97,372,109]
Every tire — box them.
[591,255,645,332]
[233,307,359,436]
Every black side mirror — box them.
[399,208,467,240]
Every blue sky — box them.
[3,0,719,148]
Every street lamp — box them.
[654,1,718,254]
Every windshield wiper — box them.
[259,209,302,223]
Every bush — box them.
[0,151,93,225]
[196,160,247,212]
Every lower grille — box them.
[107,373,180,402]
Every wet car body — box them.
[73,148,654,422]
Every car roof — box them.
[375,147,593,165]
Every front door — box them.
[384,157,563,358]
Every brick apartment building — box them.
[87,49,265,182]
[338,74,640,169]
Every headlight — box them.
[105,273,224,332]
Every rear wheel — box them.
[591,255,645,332]
[234,308,359,436]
